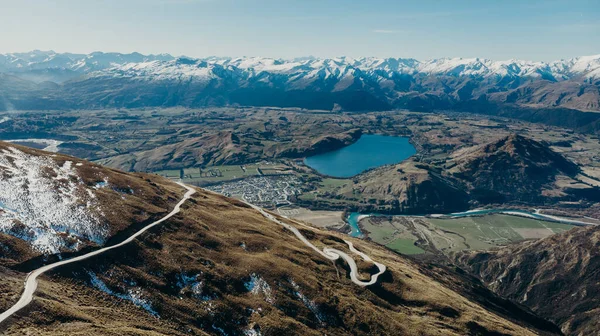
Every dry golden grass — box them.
[0,141,183,265]
[0,186,561,335]
[0,143,560,335]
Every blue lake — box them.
[304,134,416,178]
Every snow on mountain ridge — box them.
[3,51,599,83]
[83,54,600,82]
[94,59,217,82]
[0,51,176,73]
[0,146,107,254]
[566,54,600,79]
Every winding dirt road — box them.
[1,181,385,328]
[244,201,386,287]
[0,182,196,326]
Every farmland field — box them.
[359,214,575,255]
[155,164,264,184]
[385,238,426,255]
[427,215,574,249]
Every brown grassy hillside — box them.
[98,129,361,172]
[447,134,580,204]
[0,141,183,266]
[455,225,600,336]
[0,190,561,335]
[0,144,562,335]
[337,160,470,214]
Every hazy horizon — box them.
[4,49,600,63]
[1,0,599,62]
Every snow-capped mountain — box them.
[0,51,599,112]
[64,54,598,111]
[89,58,223,83]
[88,54,600,81]
[76,54,600,103]
[0,50,175,82]
[3,50,599,82]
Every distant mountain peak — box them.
[458,133,578,173]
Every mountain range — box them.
[0,50,174,83]
[1,51,600,127]
[2,50,599,82]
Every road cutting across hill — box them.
[243,201,386,287]
[1,181,385,328]
[0,182,196,326]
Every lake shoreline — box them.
[304,134,416,178]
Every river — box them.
[346,208,594,237]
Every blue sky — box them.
[0,0,598,61]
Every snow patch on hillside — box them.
[176,272,213,300]
[88,271,159,317]
[245,273,274,304]
[244,327,262,336]
[0,147,106,254]
[290,279,324,324]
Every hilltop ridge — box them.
[447,134,581,204]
